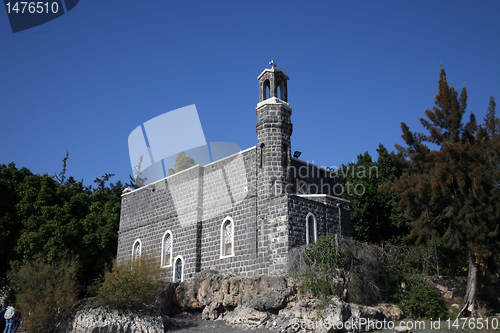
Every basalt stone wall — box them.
[117,147,351,282]
[117,148,261,281]
[197,148,267,276]
[287,195,351,249]
[286,158,339,196]
[117,164,205,281]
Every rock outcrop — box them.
[55,298,169,333]
[174,270,294,319]
[218,297,404,332]
[56,271,405,333]
[174,271,404,332]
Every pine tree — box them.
[382,67,500,317]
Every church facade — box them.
[116,66,351,282]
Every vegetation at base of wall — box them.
[95,255,164,310]
[292,235,384,306]
[291,235,450,318]
[7,254,79,333]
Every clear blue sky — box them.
[2,1,500,186]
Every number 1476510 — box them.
[5,2,59,14]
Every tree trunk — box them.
[458,249,478,318]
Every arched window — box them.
[264,79,270,100]
[161,231,173,267]
[276,79,284,100]
[173,256,183,282]
[220,217,234,258]
[306,213,317,244]
[132,239,141,260]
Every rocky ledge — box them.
[55,298,169,333]
[57,270,404,333]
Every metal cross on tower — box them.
[269,60,276,69]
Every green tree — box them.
[0,163,32,287]
[341,144,407,244]
[382,67,500,317]
[13,173,122,287]
[167,151,195,176]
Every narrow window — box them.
[260,144,265,168]
[220,217,234,258]
[306,213,317,244]
[276,79,284,100]
[132,239,141,260]
[173,256,183,282]
[161,231,172,267]
[282,144,288,167]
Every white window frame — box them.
[172,255,184,282]
[132,239,142,260]
[220,216,235,258]
[305,213,317,244]
[161,230,173,267]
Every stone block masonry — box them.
[117,65,351,281]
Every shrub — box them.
[293,235,383,305]
[8,255,78,333]
[400,281,447,319]
[96,255,163,309]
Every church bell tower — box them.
[256,61,292,197]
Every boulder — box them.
[55,299,168,333]
[223,305,269,326]
[174,270,294,316]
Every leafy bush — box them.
[292,235,383,305]
[96,255,163,309]
[291,236,450,317]
[400,281,447,319]
[8,255,78,333]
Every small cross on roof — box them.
[269,60,276,69]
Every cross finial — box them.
[269,60,276,69]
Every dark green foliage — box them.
[96,256,164,310]
[382,243,451,317]
[400,282,447,320]
[304,235,351,269]
[8,255,78,333]
[13,173,123,287]
[341,145,407,244]
[299,236,352,298]
[293,238,451,318]
[0,163,32,285]
[294,235,384,305]
[0,160,124,291]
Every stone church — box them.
[117,65,351,282]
